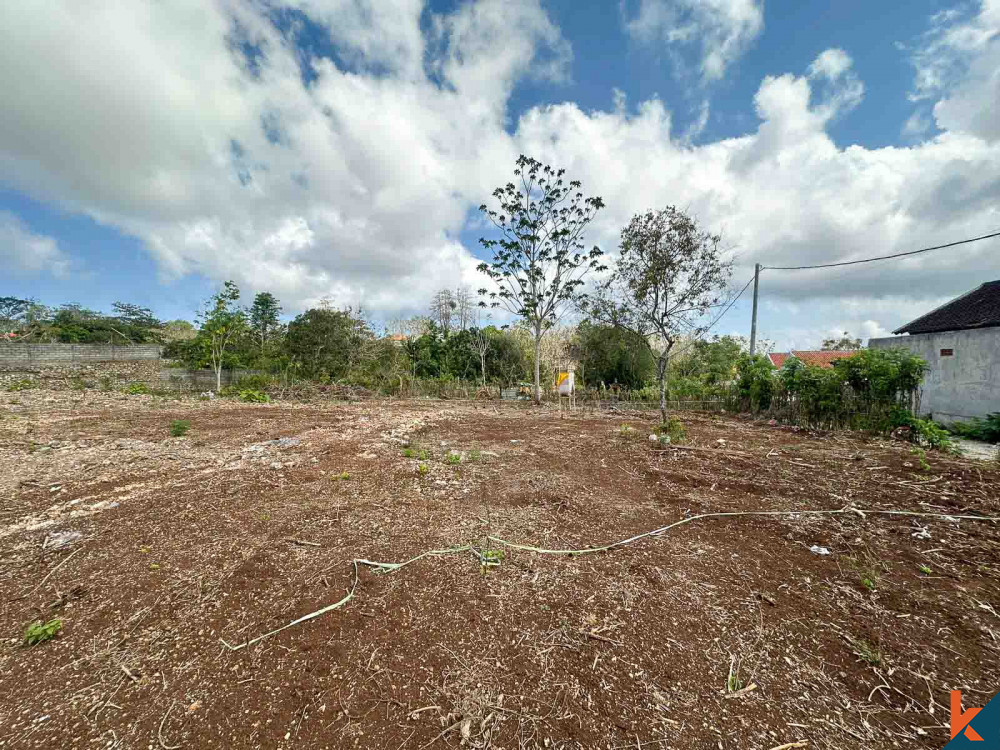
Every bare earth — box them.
[1,391,998,750]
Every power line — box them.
[763,230,1000,271]
[705,274,754,333]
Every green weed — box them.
[238,389,270,403]
[23,619,62,646]
[125,382,151,395]
[469,449,482,461]
[446,453,461,465]
[658,417,686,443]
[848,638,882,666]
[402,448,415,458]
[418,463,428,475]
[919,564,932,575]
[480,549,504,569]
[169,419,190,437]
[6,379,36,392]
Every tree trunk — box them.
[533,328,542,405]
[215,360,222,393]
[480,351,487,388]
[657,354,667,424]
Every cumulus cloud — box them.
[514,45,999,326]
[906,0,1000,141]
[0,1,997,346]
[0,211,71,278]
[623,0,764,81]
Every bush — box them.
[169,419,190,437]
[658,417,686,443]
[735,354,775,410]
[24,619,62,646]
[238,389,270,403]
[950,413,1000,444]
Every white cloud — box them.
[906,0,1000,141]
[0,211,71,278]
[514,46,999,340]
[0,1,997,350]
[623,0,764,81]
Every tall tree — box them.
[455,287,474,331]
[197,281,246,392]
[584,207,732,422]
[248,292,282,353]
[477,155,605,403]
[430,289,456,333]
[821,331,862,351]
[0,296,30,336]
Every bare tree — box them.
[584,207,732,422]
[477,155,605,404]
[430,289,456,333]
[455,287,475,331]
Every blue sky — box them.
[1,0,998,349]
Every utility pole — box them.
[749,263,761,356]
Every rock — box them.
[270,461,283,469]
[809,545,831,556]
[269,437,301,448]
[45,530,83,549]
[648,434,658,442]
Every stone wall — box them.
[0,343,161,366]
[869,327,1000,424]
[0,360,165,390]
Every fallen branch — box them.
[28,544,87,597]
[768,742,808,750]
[158,700,181,750]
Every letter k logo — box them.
[953,691,985,741]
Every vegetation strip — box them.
[220,509,999,651]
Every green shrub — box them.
[950,413,1000,444]
[6,379,35,392]
[735,354,776,410]
[238,389,270,403]
[124,382,151,395]
[658,417,686,443]
[24,619,62,646]
[169,419,190,437]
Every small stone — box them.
[270,461,283,469]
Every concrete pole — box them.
[749,263,761,357]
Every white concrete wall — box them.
[869,327,1000,424]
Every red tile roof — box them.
[769,350,858,369]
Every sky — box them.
[1,0,998,350]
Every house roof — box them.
[768,350,857,369]
[894,280,1000,335]
[768,352,790,368]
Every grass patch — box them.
[6,379,36,392]
[124,382,151,395]
[238,389,270,403]
[169,419,190,437]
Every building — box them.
[869,280,1000,424]
[767,350,858,369]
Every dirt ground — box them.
[1,390,999,750]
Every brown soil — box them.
[1,390,999,749]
